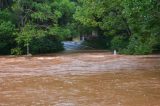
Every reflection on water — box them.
[0,52,160,106]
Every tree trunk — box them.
[27,42,30,55]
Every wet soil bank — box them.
[0,52,160,106]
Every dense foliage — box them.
[74,0,160,54]
[0,0,159,55]
[0,0,77,55]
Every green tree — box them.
[0,0,159,55]
[12,0,75,54]
[74,0,160,54]
[121,0,160,54]
[0,9,15,54]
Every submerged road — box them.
[0,52,160,106]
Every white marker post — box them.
[114,50,117,55]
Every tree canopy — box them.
[0,0,159,55]
[74,0,160,54]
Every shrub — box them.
[11,47,22,55]
[122,35,156,55]
[0,21,15,55]
[29,36,64,54]
[111,36,128,52]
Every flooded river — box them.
[0,52,160,106]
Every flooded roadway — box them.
[0,52,160,106]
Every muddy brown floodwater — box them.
[0,52,160,106]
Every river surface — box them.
[0,52,160,106]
